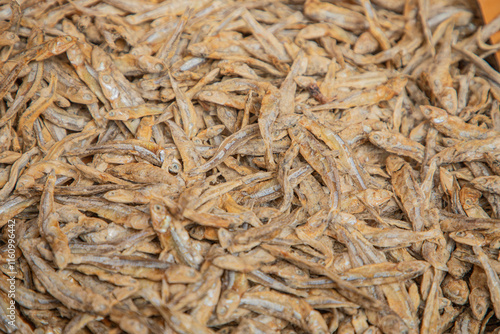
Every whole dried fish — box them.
[1,0,499,331]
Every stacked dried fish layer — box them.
[1,0,500,333]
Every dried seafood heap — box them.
[2,0,500,333]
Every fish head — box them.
[216,290,240,321]
[450,231,486,247]
[459,187,481,209]
[150,199,173,233]
[420,105,446,119]
[385,155,405,175]
[363,188,393,206]
[368,131,391,146]
[49,35,77,56]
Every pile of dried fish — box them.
[2,0,500,333]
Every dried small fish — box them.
[38,171,71,270]
[474,246,500,319]
[431,136,500,166]
[189,124,260,175]
[369,130,425,163]
[1,1,499,331]
[258,85,281,170]
[289,126,341,212]
[304,0,368,33]
[471,176,500,195]
[20,240,112,315]
[386,155,428,231]
[421,105,499,140]
[240,290,328,333]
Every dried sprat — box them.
[1,0,499,331]
[431,136,500,166]
[421,105,499,140]
[19,240,112,315]
[288,126,341,212]
[38,171,71,270]
[386,155,428,231]
[369,130,425,163]
[189,124,260,175]
[258,85,281,171]
[471,176,500,196]
[420,21,457,114]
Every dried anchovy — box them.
[1,1,500,333]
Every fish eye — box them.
[155,63,164,71]
[108,111,115,117]
[169,163,180,173]
[372,134,380,141]
[455,231,465,237]
[153,204,163,212]
[102,75,111,83]
[65,36,72,42]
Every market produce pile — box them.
[2,0,500,333]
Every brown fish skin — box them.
[240,290,328,334]
[55,196,150,230]
[386,155,428,231]
[442,275,469,305]
[431,136,500,166]
[421,105,499,140]
[474,246,500,319]
[66,142,164,166]
[258,85,281,171]
[0,35,76,101]
[0,60,44,129]
[167,119,205,186]
[420,23,457,115]
[471,176,500,196]
[0,272,59,310]
[189,124,261,175]
[261,244,385,312]
[299,116,371,190]
[304,0,368,33]
[19,240,112,316]
[288,126,341,213]
[451,310,481,334]
[310,76,407,110]
[38,171,71,270]
[484,152,500,175]
[0,147,39,201]
[107,162,181,186]
[169,70,200,139]
[369,131,425,163]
